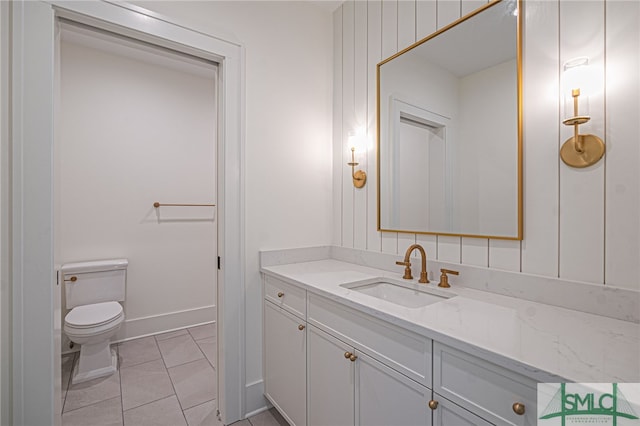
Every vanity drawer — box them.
[264,275,306,319]
[433,342,537,425]
[308,293,431,386]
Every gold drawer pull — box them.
[512,402,525,415]
[298,324,305,331]
[428,400,438,410]
[64,276,78,282]
[349,354,358,362]
[277,292,284,298]
[344,352,352,359]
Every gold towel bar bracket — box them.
[153,202,216,208]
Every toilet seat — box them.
[65,301,123,328]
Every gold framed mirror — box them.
[377,0,522,240]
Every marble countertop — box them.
[261,259,640,384]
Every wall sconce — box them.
[560,57,605,168]
[347,128,367,188]
[347,147,367,188]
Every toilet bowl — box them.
[61,259,128,384]
[64,301,125,384]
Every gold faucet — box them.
[395,244,429,283]
[438,269,459,288]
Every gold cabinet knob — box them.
[277,292,284,298]
[298,324,305,331]
[349,354,358,362]
[64,276,78,282]
[512,402,525,415]
[428,400,438,410]
[344,352,352,359]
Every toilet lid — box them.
[65,301,123,328]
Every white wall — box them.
[57,27,218,344]
[130,1,334,414]
[334,0,640,288]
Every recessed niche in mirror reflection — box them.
[378,0,522,239]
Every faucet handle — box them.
[395,261,413,280]
[438,269,459,288]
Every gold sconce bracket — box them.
[560,88,605,168]
[348,147,367,188]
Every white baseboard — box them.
[245,379,267,417]
[62,305,216,352]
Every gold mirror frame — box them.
[376,0,523,240]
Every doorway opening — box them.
[57,19,220,425]
[7,2,244,424]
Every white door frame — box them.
[7,1,245,425]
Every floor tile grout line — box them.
[61,394,122,415]
[195,340,216,371]
[154,334,187,420]
[123,394,182,415]
[62,331,217,426]
[156,332,206,369]
[117,344,125,426]
[120,338,177,416]
[119,354,163,371]
[60,351,76,414]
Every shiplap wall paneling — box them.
[367,0,382,251]
[488,240,521,272]
[398,0,416,50]
[381,0,400,254]
[437,0,461,29]
[333,8,343,246]
[462,238,489,267]
[416,0,436,41]
[335,0,639,292]
[342,0,356,248]
[605,0,640,289]
[354,0,368,250]
[381,0,398,58]
[462,0,487,17]
[520,0,560,278]
[416,232,438,265]
[558,0,605,284]
[438,236,462,263]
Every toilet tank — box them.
[62,259,128,308]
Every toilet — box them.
[62,259,128,384]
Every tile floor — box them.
[61,323,286,426]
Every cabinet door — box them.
[308,326,354,426]
[433,343,536,425]
[264,301,306,426]
[431,394,494,426]
[355,351,432,426]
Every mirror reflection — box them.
[377,0,521,239]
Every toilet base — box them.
[72,345,118,384]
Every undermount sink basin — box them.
[340,278,454,308]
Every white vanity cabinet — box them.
[263,277,307,426]
[307,324,433,426]
[432,343,537,426]
[432,396,493,426]
[307,326,355,426]
[307,293,433,426]
[263,274,540,426]
[355,349,432,426]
